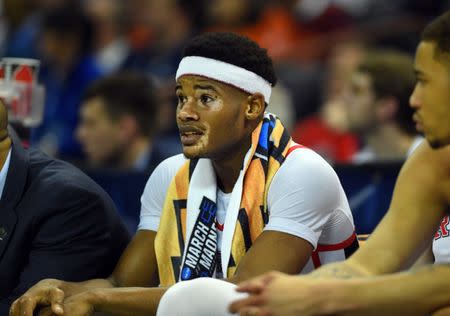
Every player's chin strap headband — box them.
[175,56,272,104]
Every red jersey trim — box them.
[311,232,357,268]
[316,232,357,252]
[286,144,305,157]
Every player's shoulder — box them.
[277,143,339,184]
[284,143,335,171]
[408,141,450,172]
[153,153,187,174]
[399,142,450,198]
[142,154,187,200]
[147,154,187,185]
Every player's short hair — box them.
[182,32,277,86]
[421,11,450,62]
[82,72,158,137]
[358,49,416,136]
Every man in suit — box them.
[0,99,130,314]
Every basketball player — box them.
[10,32,356,316]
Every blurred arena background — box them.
[1,0,447,232]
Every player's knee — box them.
[157,278,246,316]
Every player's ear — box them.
[245,93,265,121]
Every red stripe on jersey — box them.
[311,252,321,268]
[310,233,357,269]
[316,232,357,252]
[286,144,305,157]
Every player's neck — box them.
[212,139,252,194]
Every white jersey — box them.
[433,215,450,263]
[139,146,357,274]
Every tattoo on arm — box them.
[409,264,438,275]
[309,263,367,279]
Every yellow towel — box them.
[155,113,296,286]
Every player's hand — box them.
[229,271,345,316]
[433,307,450,316]
[38,291,95,316]
[10,279,65,316]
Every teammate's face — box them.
[410,41,450,148]
[76,97,124,165]
[346,71,377,134]
[175,75,251,159]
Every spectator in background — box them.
[346,49,422,163]
[205,0,305,62]
[291,40,364,163]
[76,72,180,172]
[0,99,130,314]
[124,0,204,82]
[4,0,70,58]
[30,5,103,159]
[123,0,206,155]
[265,82,296,131]
[82,0,133,74]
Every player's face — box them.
[410,41,450,148]
[176,75,250,159]
[346,71,377,134]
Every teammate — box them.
[230,10,450,316]
[10,32,356,316]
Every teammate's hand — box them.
[433,307,450,316]
[9,279,65,316]
[229,271,345,316]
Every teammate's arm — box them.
[413,245,434,267]
[312,142,448,279]
[231,143,450,315]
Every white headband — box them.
[176,56,272,103]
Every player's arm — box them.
[293,142,450,315]
[10,230,161,316]
[229,231,313,284]
[413,245,434,267]
[39,230,165,316]
[10,156,180,316]
[50,158,187,316]
[311,142,448,280]
[327,144,450,315]
[231,148,347,283]
[231,144,450,315]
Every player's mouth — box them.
[413,114,423,132]
[179,126,205,146]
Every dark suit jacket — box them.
[0,134,130,313]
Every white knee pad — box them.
[157,278,248,316]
